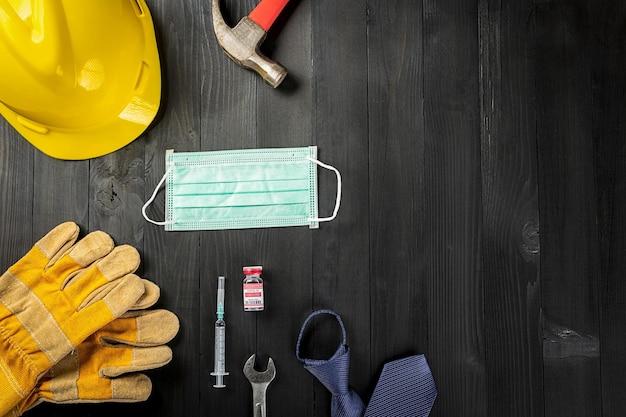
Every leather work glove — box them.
[5,308,180,416]
[0,222,147,414]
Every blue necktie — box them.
[296,310,437,417]
[296,310,366,417]
[364,354,437,417]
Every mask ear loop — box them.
[142,167,175,226]
[307,156,342,223]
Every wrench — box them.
[243,354,276,417]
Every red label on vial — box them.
[243,282,264,310]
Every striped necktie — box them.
[364,354,437,417]
[296,310,437,417]
[296,309,365,417]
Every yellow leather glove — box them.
[0,222,146,414]
[6,309,179,416]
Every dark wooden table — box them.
[1,0,625,416]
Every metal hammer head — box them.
[212,0,287,88]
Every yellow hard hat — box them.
[0,0,161,160]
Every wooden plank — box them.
[366,0,428,399]
[252,1,316,416]
[310,0,371,414]
[591,0,626,415]
[0,125,34,274]
[422,0,485,415]
[534,0,602,415]
[141,0,203,415]
[199,0,263,415]
[479,0,543,415]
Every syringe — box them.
[210,276,229,388]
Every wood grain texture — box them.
[0,125,33,268]
[423,0,485,415]
[142,0,204,416]
[366,0,428,401]
[479,0,543,416]
[311,0,371,411]
[0,0,625,416]
[535,0,602,415]
[253,0,316,413]
[591,1,626,416]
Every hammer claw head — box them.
[212,0,287,88]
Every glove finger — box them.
[101,346,173,377]
[63,245,141,307]
[109,373,153,402]
[96,275,146,319]
[68,275,145,344]
[39,373,153,404]
[100,310,180,347]
[45,230,114,281]
[34,222,79,266]
[80,278,160,311]
[131,279,160,310]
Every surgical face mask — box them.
[142,146,341,231]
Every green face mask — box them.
[142,146,341,231]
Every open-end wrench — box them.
[243,354,276,417]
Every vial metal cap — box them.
[243,265,263,275]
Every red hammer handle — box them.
[248,0,289,32]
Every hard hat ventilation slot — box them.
[131,0,144,16]
[16,116,49,135]
[135,62,149,91]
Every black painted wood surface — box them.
[0,0,624,416]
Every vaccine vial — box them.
[242,266,264,311]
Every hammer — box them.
[212,0,289,88]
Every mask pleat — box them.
[173,179,309,196]
[172,190,309,209]
[173,204,310,221]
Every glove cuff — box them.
[0,357,29,415]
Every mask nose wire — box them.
[142,167,174,226]
[307,156,342,223]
